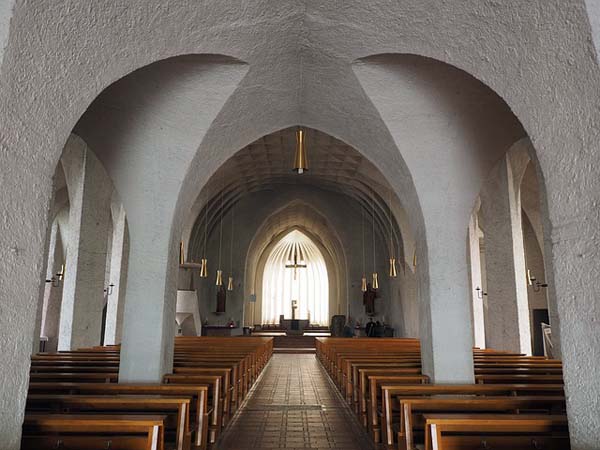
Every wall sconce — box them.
[104,283,115,295]
[527,269,548,293]
[475,286,487,299]
[45,264,64,288]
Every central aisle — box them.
[215,354,376,450]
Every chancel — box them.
[2,3,600,450]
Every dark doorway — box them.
[100,303,108,345]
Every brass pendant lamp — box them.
[179,241,185,265]
[227,202,235,291]
[361,205,367,292]
[216,179,224,286]
[200,188,209,278]
[371,190,379,290]
[292,129,309,174]
[388,188,398,278]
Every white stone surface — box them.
[39,220,65,352]
[0,1,599,446]
[480,155,531,355]
[176,289,202,336]
[103,203,129,345]
[468,210,486,349]
[57,137,112,351]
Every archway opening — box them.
[261,230,329,326]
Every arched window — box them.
[261,230,329,325]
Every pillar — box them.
[480,155,531,354]
[39,221,65,352]
[418,217,475,384]
[58,139,112,350]
[103,204,129,345]
[467,210,486,349]
[118,220,177,382]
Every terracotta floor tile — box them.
[214,354,376,450]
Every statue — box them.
[216,285,226,313]
[363,282,378,316]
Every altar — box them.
[279,300,310,335]
[280,318,310,335]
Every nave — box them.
[4,3,600,449]
[215,354,375,450]
[21,336,569,450]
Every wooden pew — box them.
[28,383,210,450]
[423,414,569,450]
[22,414,166,450]
[379,384,565,447]
[398,396,566,450]
[26,395,192,450]
[162,374,224,439]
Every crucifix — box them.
[285,243,307,279]
[291,300,298,320]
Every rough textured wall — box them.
[0,1,599,446]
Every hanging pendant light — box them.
[371,189,379,290]
[292,129,309,174]
[227,203,235,291]
[388,187,398,278]
[372,272,379,290]
[389,257,397,278]
[361,206,367,292]
[200,189,209,278]
[179,241,185,265]
[216,176,225,286]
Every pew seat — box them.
[26,395,192,450]
[22,414,166,450]
[423,414,569,450]
[397,396,566,450]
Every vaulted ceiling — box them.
[187,127,405,259]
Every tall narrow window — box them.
[262,230,329,325]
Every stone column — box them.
[467,211,486,349]
[103,204,129,345]
[58,138,112,351]
[39,221,65,352]
[480,155,531,354]
[418,217,476,384]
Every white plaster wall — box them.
[39,220,65,353]
[57,136,112,351]
[74,55,249,382]
[0,1,599,446]
[104,203,129,345]
[479,155,531,355]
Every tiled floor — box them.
[214,354,376,450]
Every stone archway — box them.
[243,201,348,327]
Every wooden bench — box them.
[28,372,118,383]
[27,383,210,450]
[423,414,569,450]
[162,373,224,439]
[22,414,166,450]
[367,375,430,442]
[398,396,566,450]
[26,395,192,450]
[379,384,565,447]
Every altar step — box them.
[274,347,316,354]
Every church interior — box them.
[1,2,600,450]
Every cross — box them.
[285,248,307,279]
